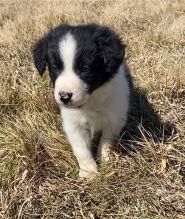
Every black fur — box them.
[33,35,49,76]
[33,23,126,92]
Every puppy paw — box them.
[97,143,111,162]
[79,168,98,180]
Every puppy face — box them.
[33,24,125,108]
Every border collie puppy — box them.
[33,23,131,179]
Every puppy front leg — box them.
[97,122,123,161]
[97,128,114,162]
[64,124,98,179]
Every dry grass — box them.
[0,0,185,218]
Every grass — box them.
[0,0,185,218]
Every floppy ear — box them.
[33,35,49,76]
[94,27,126,73]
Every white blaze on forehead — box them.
[59,33,76,71]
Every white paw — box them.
[102,151,111,161]
[79,168,98,179]
[97,143,111,162]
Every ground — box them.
[0,0,185,218]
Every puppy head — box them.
[33,24,125,108]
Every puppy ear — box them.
[33,35,49,76]
[94,27,126,73]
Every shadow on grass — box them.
[119,87,176,154]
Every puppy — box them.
[33,23,131,179]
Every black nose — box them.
[59,91,73,104]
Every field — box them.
[0,0,185,218]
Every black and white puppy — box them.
[33,23,131,179]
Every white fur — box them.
[60,64,130,179]
[54,33,88,107]
[59,33,76,71]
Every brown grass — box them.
[0,0,185,218]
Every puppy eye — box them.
[82,65,89,71]
[52,64,58,71]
